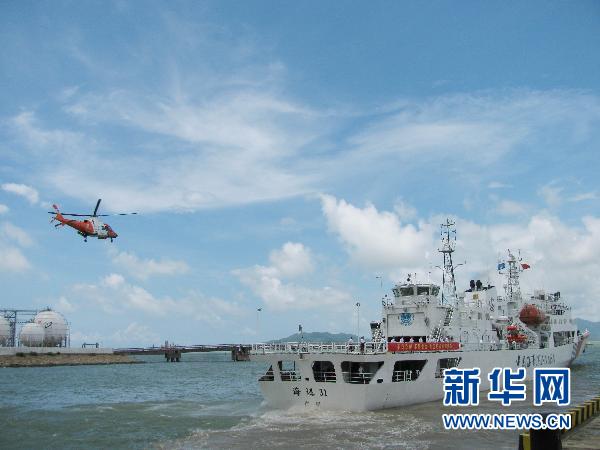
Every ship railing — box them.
[280,370,302,381]
[250,342,386,355]
[392,369,417,382]
[313,370,337,382]
[341,371,374,384]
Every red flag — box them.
[521,263,530,269]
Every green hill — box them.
[270,331,355,343]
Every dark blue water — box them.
[0,347,598,449]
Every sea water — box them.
[1,346,598,449]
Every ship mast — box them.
[438,219,458,306]
[501,250,522,302]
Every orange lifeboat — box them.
[519,304,546,325]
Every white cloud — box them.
[538,183,563,208]
[1,182,39,204]
[393,198,417,221]
[1,222,34,247]
[320,194,433,271]
[103,273,125,288]
[268,242,313,278]
[319,195,600,320]
[111,249,189,280]
[235,265,350,311]
[55,296,76,313]
[72,273,244,322]
[488,181,512,189]
[0,204,8,214]
[234,241,349,311]
[111,322,161,346]
[6,87,600,214]
[336,91,600,186]
[0,244,31,272]
[0,221,33,272]
[569,192,597,202]
[495,199,528,216]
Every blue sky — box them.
[1,1,599,346]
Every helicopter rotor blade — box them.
[93,199,102,216]
[95,212,138,217]
[47,212,90,217]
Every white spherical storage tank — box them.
[34,309,69,346]
[19,322,45,347]
[0,316,10,346]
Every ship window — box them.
[341,361,384,384]
[278,360,301,381]
[417,286,429,295]
[312,361,336,382]
[435,357,462,378]
[259,365,275,381]
[432,286,440,296]
[392,360,427,382]
[400,287,414,297]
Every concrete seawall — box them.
[0,346,114,356]
[0,348,140,368]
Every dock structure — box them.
[231,345,250,361]
[519,395,600,450]
[114,343,252,362]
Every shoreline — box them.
[0,353,142,368]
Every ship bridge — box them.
[391,283,440,306]
[383,282,445,344]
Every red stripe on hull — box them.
[387,342,460,352]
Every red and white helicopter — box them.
[49,199,137,242]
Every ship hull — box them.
[252,336,588,412]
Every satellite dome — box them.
[0,316,10,346]
[34,309,69,347]
[19,322,45,347]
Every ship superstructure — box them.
[250,221,589,411]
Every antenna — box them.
[438,218,458,306]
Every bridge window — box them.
[312,361,336,382]
[417,286,429,295]
[278,360,301,381]
[341,361,384,384]
[392,360,427,382]
[400,287,414,296]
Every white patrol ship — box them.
[250,220,589,411]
